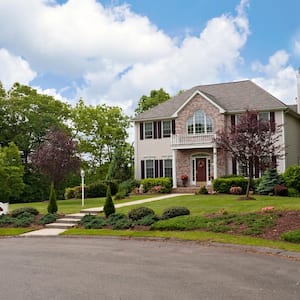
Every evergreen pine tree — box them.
[103,185,115,217]
[257,168,282,195]
[48,182,58,213]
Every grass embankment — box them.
[63,194,300,252]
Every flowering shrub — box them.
[261,206,274,213]
[229,186,242,195]
[151,185,161,193]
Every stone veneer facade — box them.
[174,93,227,186]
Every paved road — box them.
[0,237,299,300]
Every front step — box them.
[57,218,81,224]
[45,222,76,229]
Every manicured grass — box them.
[62,228,300,253]
[9,195,156,215]
[0,228,33,236]
[116,194,300,216]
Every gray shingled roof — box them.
[133,80,288,121]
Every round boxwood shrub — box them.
[281,229,300,243]
[11,207,39,218]
[128,207,155,221]
[161,206,190,220]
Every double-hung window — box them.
[163,121,171,137]
[144,122,153,139]
[145,160,154,178]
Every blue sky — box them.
[0,0,299,114]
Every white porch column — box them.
[172,149,177,188]
[213,146,218,179]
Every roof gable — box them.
[172,90,225,117]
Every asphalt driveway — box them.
[0,237,299,300]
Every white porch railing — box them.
[171,133,215,149]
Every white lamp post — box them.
[80,169,85,207]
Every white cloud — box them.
[0,48,36,90]
[75,0,250,112]
[251,50,297,104]
[4,0,296,116]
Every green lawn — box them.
[115,194,300,216]
[9,194,157,215]
[0,228,33,236]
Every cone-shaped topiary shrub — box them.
[48,182,58,213]
[104,185,115,217]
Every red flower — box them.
[181,174,188,181]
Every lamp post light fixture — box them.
[80,169,85,207]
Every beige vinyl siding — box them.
[284,113,300,167]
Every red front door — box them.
[196,158,206,182]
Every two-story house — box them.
[133,78,300,188]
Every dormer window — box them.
[187,110,213,134]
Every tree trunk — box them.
[246,176,251,199]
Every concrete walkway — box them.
[21,193,189,237]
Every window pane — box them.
[187,117,194,134]
[206,116,213,133]
[144,122,153,139]
[164,159,172,178]
[163,121,171,137]
[146,160,154,178]
[195,110,205,133]
[259,112,269,121]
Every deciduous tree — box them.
[135,88,170,115]
[71,99,130,174]
[0,142,25,202]
[31,129,81,185]
[214,110,283,199]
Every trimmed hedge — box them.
[141,177,172,193]
[64,180,119,199]
[213,176,248,194]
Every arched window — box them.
[187,110,213,134]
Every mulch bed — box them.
[259,211,300,240]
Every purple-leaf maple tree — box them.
[31,129,81,186]
[214,110,284,199]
